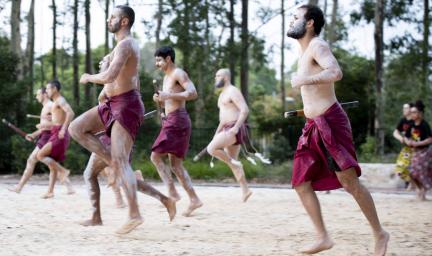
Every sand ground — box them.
[0,176,431,256]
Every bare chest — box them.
[163,76,183,93]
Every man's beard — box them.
[286,20,307,39]
[214,79,225,88]
[108,22,121,33]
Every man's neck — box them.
[115,29,131,42]
[221,83,232,92]
[165,63,177,75]
[52,93,61,101]
[298,33,318,52]
[42,98,50,106]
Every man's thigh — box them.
[208,131,237,150]
[71,106,105,134]
[110,122,133,159]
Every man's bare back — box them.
[293,37,341,118]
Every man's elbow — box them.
[189,90,198,100]
[333,69,343,81]
[241,107,249,116]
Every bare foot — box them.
[300,236,334,254]
[182,200,203,217]
[8,187,21,194]
[58,169,70,184]
[116,201,127,208]
[79,219,103,226]
[163,197,177,221]
[243,190,253,202]
[169,191,181,202]
[135,170,144,181]
[41,192,54,199]
[115,217,144,235]
[374,230,390,256]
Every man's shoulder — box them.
[310,37,330,51]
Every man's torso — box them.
[298,37,337,118]
[163,68,186,114]
[218,86,241,125]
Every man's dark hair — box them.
[48,80,61,91]
[116,5,135,28]
[299,4,325,35]
[414,100,425,112]
[154,46,176,63]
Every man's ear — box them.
[121,17,130,28]
[306,19,314,30]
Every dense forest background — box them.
[0,0,430,182]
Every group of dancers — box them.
[7,4,390,255]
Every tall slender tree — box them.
[328,0,338,48]
[308,0,319,5]
[85,0,93,103]
[280,0,286,111]
[155,0,163,48]
[25,0,35,101]
[374,0,385,155]
[228,0,236,84]
[105,0,110,55]
[73,0,80,106]
[240,0,249,103]
[11,0,23,79]
[422,0,430,97]
[51,0,57,79]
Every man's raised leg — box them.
[225,145,252,202]
[80,154,107,226]
[294,181,334,254]
[37,143,58,199]
[169,155,202,217]
[336,168,389,256]
[68,106,111,164]
[9,147,39,193]
[207,131,240,167]
[110,122,142,234]
[151,152,181,201]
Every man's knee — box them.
[27,155,38,167]
[68,120,81,139]
[339,177,361,195]
[294,182,313,195]
[150,152,161,165]
[206,144,217,156]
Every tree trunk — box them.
[280,0,286,111]
[240,0,249,103]
[73,0,80,106]
[228,0,236,84]
[155,0,163,48]
[308,0,318,5]
[105,0,109,55]
[422,0,430,97]
[323,0,328,40]
[85,0,93,103]
[182,0,190,72]
[374,0,385,156]
[52,0,57,79]
[328,0,338,48]
[11,0,23,79]
[25,0,35,101]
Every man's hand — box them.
[227,126,239,136]
[79,73,91,84]
[58,128,66,139]
[291,73,306,88]
[157,90,171,101]
[25,134,34,142]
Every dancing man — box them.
[9,87,74,194]
[151,46,203,217]
[206,68,252,202]
[286,5,389,255]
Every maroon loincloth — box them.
[220,122,248,145]
[152,108,191,159]
[47,125,70,162]
[98,89,145,141]
[291,102,361,191]
[409,147,432,190]
[37,130,52,149]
